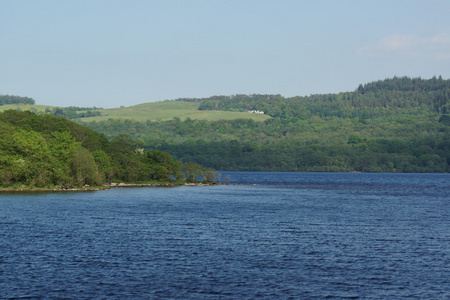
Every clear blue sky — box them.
[1,0,450,108]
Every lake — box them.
[0,172,449,299]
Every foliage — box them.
[84,77,450,173]
[0,95,35,106]
[46,106,103,119]
[0,110,209,188]
[198,76,450,117]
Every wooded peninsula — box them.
[1,76,449,190]
[0,110,215,190]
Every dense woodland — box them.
[85,77,450,172]
[197,76,450,116]
[0,110,211,188]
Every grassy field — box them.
[0,101,270,122]
[80,101,270,122]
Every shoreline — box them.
[0,187,110,193]
[0,182,222,193]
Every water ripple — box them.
[0,173,449,299]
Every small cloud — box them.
[356,33,450,60]
[378,35,417,51]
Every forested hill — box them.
[197,76,450,118]
[0,95,35,106]
[85,77,450,173]
[0,110,211,189]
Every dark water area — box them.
[0,172,449,299]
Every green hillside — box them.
[3,76,450,173]
[85,77,450,173]
[80,101,270,122]
[0,101,270,122]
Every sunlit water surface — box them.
[1,172,449,299]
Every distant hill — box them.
[78,101,271,122]
[0,101,270,122]
[197,76,450,118]
[3,76,449,122]
[83,76,450,173]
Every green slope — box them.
[81,77,450,173]
[81,101,270,122]
[0,101,270,122]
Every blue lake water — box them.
[0,172,449,299]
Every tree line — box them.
[45,106,103,119]
[0,95,35,106]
